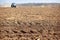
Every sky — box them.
[0,0,60,4]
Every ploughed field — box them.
[0,6,60,40]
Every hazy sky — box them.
[0,0,60,4]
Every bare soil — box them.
[0,6,60,40]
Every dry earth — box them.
[0,6,60,40]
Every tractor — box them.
[11,3,16,8]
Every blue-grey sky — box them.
[0,0,60,4]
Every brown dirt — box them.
[0,6,60,40]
